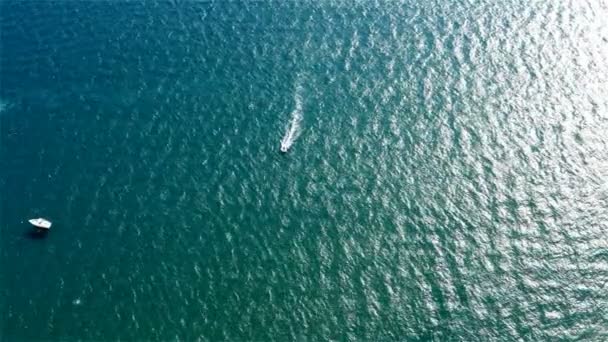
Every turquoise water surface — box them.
[2,1,608,340]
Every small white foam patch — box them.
[0,98,13,114]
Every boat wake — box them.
[280,84,303,153]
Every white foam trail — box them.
[280,84,303,152]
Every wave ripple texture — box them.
[1,0,607,340]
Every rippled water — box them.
[2,0,608,340]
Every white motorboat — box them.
[29,218,52,230]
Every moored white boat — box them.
[29,218,52,230]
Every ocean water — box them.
[2,0,608,340]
